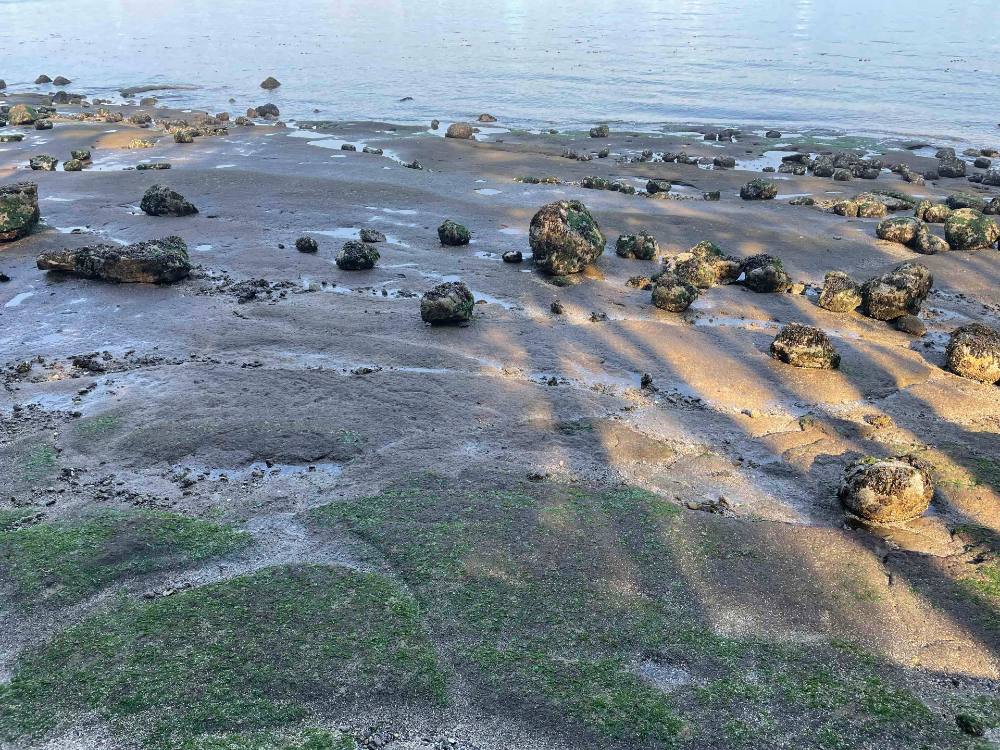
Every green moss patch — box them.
[0,565,444,748]
[312,475,977,749]
[0,510,250,603]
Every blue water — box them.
[2,0,998,145]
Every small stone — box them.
[765,130,781,138]
[35,74,52,84]
[589,124,609,138]
[336,241,379,270]
[646,179,671,195]
[71,149,92,161]
[893,314,926,337]
[63,159,83,172]
[703,191,721,201]
[29,155,58,171]
[295,236,319,254]
[421,281,474,325]
[839,456,934,524]
[438,219,471,246]
[34,119,53,131]
[550,300,564,315]
[770,324,840,369]
[502,250,523,263]
[651,274,698,312]
[477,113,497,123]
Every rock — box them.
[173,130,194,144]
[946,193,987,211]
[740,178,778,200]
[362,146,383,155]
[8,104,38,126]
[915,201,951,223]
[893,314,926,337]
[944,208,1000,251]
[136,162,171,170]
[935,147,956,160]
[789,196,815,206]
[713,155,736,169]
[126,138,155,149]
[550,300,564,315]
[445,122,474,139]
[29,155,58,171]
[36,236,192,283]
[336,240,379,270]
[770,324,840,369]
[946,323,1000,383]
[52,76,71,86]
[765,130,781,138]
[740,254,790,293]
[502,250,523,263]
[668,241,740,288]
[71,149,92,161]
[421,281,474,325]
[34,119,53,131]
[974,157,992,169]
[598,147,610,158]
[260,76,281,90]
[139,97,157,106]
[839,456,934,524]
[234,116,255,127]
[359,228,385,243]
[985,197,1000,215]
[529,200,605,275]
[254,103,280,118]
[129,112,153,125]
[703,191,721,201]
[430,119,440,130]
[938,157,966,178]
[895,164,924,184]
[875,217,920,245]
[832,169,853,182]
[140,185,198,217]
[833,200,859,217]
[295,236,319,254]
[34,74,52,84]
[0,80,5,89]
[63,159,83,172]
[615,232,658,260]
[651,274,698,312]
[860,261,933,320]
[0,182,40,242]
[589,124,609,138]
[477,113,497,123]
[913,223,950,254]
[646,179,671,195]
[818,271,862,313]
[0,135,24,143]
[981,169,1000,187]
[854,194,888,218]
[438,219,471,246]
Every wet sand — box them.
[1,97,999,749]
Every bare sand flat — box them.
[0,100,998,750]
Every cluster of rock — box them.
[819,261,932,324]
[775,151,884,182]
[36,237,192,283]
[581,176,636,194]
[876,206,999,254]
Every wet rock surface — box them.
[336,240,379,270]
[140,184,199,217]
[770,323,841,369]
[529,200,605,275]
[0,182,40,242]
[861,261,933,321]
[36,236,192,283]
[420,280,474,324]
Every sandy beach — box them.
[1,91,999,750]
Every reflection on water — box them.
[1,0,998,143]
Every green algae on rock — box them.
[770,323,841,369]
[140,184,199,217]
[860,261,933,321]
[615,231,659,260]
[420,280,474,324]
[944,208,1000,251]
[651,273,699,312]
[335,240,379,270]
[739,178,778,200]
[529,200,605,275]
[37,236,193,283]
[437,219,471,246]
[0,182,40,242]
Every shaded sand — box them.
[0,99,998,750]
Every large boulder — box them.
[875,217,920,245]
[938,157,967,178]
[739,254,790,293]
[860,261,933,321]
[912,223,950,255]
[139,185,198,217]
[420,281,474,325]
[336,241,379,270]
[29,155,58,171]
[260,76,281,90]
[944,208,1000,251]
[0,182,40,243]
[839,456,934,524]
[651,274,698,312]
[770,324,840,369]
[818,271,861,313]
[740,178,778,201]
[945,323,1000,384]
[36,237,192,283]
[445,122,474,140]
[529,200,605,275]
[615,232,658,260]
[438,219,471,246]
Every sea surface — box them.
[2,0,999,146]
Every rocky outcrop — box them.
[739,254,790,293]
[336,241,379,270]
[140,185,198,217]
[438,219,471,246]
[860,262,933,321]
[36,237,192,283]
[420,281,474,325]
[770,324,840,369]
[946,323,1000,384]
[529,200,605,275]
[615,232,658,260]
[740,178,778,200]
[839,456,934,524]
[944,209,1000,251]
[0,182,40,242]
[818,271,862,313]
[445,123,474,140]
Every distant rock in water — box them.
[589,124,609,138]
[37,236,192,283]
[765,130,781,138]
[529,200,605,275]
[295,236,319,254]
[770,324,840,369]
[477,113,497,123]
[740,178,778,200]
[839,456,933,524]
[445,122,474,139]
[0,79,6,89]
[860,261,932,321]
[438,220,471,246]
[336,241,379,270]
[260,76,281,90]
[250,103,280,119]
[52,75,71,86]
[0,182,40,243]
[34,74,52,84]
[430,119,440,130]
[140,185,198,217]
[946,323,1000,384]
[421,281,474,325]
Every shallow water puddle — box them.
[4,291,35,308]
[309,227,409,247]
[474,188,502,196]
